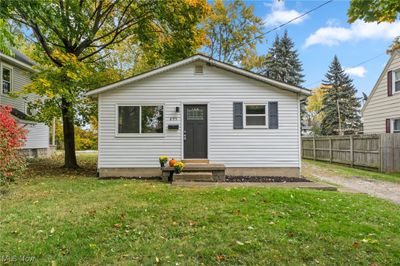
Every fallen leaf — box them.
[234,209,241,215]
[352,241,361,249]
[114,224,122,229]
[216,254,226,262]
[188,220,196,226]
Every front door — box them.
[184,105,207,159]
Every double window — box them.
[117,105,164,135]
[244,104,267,127]
[394,70,400,93]
[1,64,12,94]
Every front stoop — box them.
[174,172,213,182]
[161,163,225,182]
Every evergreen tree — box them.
[320,56,361,135]
[260,30,304,86]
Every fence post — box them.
[329,138,332,163]
[350,135,354,167]
[313,136,316,160]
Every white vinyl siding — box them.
[0,57,50,149]
[21,123,50,149]
[0,61,33,111]
[363,54,400,134]
[98,62,300,168]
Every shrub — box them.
[0,106,27,187]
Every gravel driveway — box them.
[303,162,400,204]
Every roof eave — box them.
[0,52,35,72]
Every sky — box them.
[248,0,399,97]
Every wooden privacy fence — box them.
[302,134,400,173]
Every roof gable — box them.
[87,54,311,97]
[362,52,399,114]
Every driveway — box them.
[302,161,400,204]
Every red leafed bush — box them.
[0,106,27,186]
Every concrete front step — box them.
[173,172,214,182]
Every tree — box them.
[320,56,361,135]
[304,86,326,135]
[348,0,400,51]
[0,19,14,55]
[259,30,304,86]
[202,0,264,69]
[1,0,209,168]
[0,106,27,188]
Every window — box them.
[394,119,400,133]
[117,105,163,134]
[394,70,400,93]
[2,66,12,94]
[245,104,267,127]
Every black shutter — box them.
[233,102,243,129]
[386,119,391,133]
[388,71,393,96]
[268,102,278,129]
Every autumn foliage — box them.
[0,106,27,185]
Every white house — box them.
[0,49,50,157]
[87,55,311,179]
[362,52,400,134]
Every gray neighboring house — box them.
[362,52,400,134]
[88,54,311,179]
[0,49,50,157]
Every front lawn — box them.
[303,159,400,183]
[1,154,400,265]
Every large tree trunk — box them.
[61,98,78,168]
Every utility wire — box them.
[265,0,334,34]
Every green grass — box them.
[1,155,400,265]
[303,159,400,183]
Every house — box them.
[87,54,311,179]
[0,49,51,157]
[362,52,400,134]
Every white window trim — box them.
[244,103,268,128]
[115,104,165,137]
[392,118,400,133]
[392,69,400,94]
[1,63,13,95]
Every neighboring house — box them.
[0,49,50,157]
[88,54,311,179]
[362,52,400,134]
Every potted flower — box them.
[159,156,168,167]
[174,161,185,174]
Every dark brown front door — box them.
[184,105,207,159]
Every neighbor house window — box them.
[394,119,400,133]
[244,104,267,127]
[2,66,12,94]
[118,105,163,134]
[394,70,400,93]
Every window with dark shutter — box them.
[268,102,278,129]
[388,71,393,96]
[233,102,243,129]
